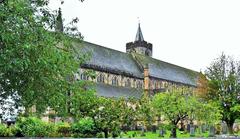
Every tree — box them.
[204,53,240,134]
[0,0,85,116]
[195,101,221,125]
[136,95,155,132]
[152,89,189,138]
[118,97,138,131]
[92,97,122,138]
[195,72,209,99]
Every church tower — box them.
[126,23,152,57]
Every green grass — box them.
[122,130,210,138]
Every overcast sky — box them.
[49,0,240,72]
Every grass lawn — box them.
[122,130,210,138]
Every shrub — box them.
[16,117,50,137]
[0,124,17,137]
[56,122,71,137]
[0,124,7,137]
[96,132,104,138]
[71,117,96,137]
[45,122,58,137]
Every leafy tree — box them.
[66,81,98,120]
[71,117,96,138]
[92,97,122,138]
[195,72,209,99]
[152,90,189,138]
[195,101,221,125]
[118,97,138,131]
[0,0,86,116]
[204,54,240,134]
[136,95,155,132]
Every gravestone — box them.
[159,129,165,137]
[187,124,191,132]
[190,124,195,137]
[152,125,157,133]
[221,122,228,134]
[140,126,145,136]
[209,126,215,137]
[201,124,206,133]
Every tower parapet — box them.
[126,23,153,57]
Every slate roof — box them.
[73,41,199,87]
[96,83,143,99]
[73,41,143,78]
[133,53,198,86]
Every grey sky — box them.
[49,0,240,71]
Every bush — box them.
[45,122,58,137]
[16,117,51,137]
[71,117,96,137]
[0,124,7,137]
[96,132,104,138]
[0,124,17,137]
[56,122,71,137]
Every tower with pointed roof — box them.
[126,23,152,57]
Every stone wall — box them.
[75,68,194,93]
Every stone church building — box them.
[74,24,199,98]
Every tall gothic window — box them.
[97,73,105,83]
[125,79,131,87]
[136,81,142,88]
[80,73,87,80]
[155,81,158,89]
[112,76,118,86]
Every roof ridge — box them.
[134,53,198,73]
[83,41,128,55]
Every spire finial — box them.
[135,19,144,42]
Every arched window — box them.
[125,79,131,87]
[97,73,105,83]
[155,81,158,89]
[112,76,118,86]
[136,81,142,88]
[80,73,87,80]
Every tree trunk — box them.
[226,122,234,135]
[170,125,177,138]
[104,130,108,138]
[179,119,184,131]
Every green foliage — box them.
[16,117,51,137]
[93,97,122,138]
[71,117,96,137]
[0,0,86,116]
[0,124,17,137]
[0,123,7,137]
[152,90,189,124]
[136,95,155,130]
[123,130,210,138]
[56,122,71,137]
[204,53,240,133]
[118,97,137,130]
[67,81,98,119]
[152,89,193,138]
[196,101,222,125]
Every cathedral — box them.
[74,24,199,98]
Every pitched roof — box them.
[73,41,198,86]
[73,41,143,78]
[133,53,199,86]
[96,83,143,98]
